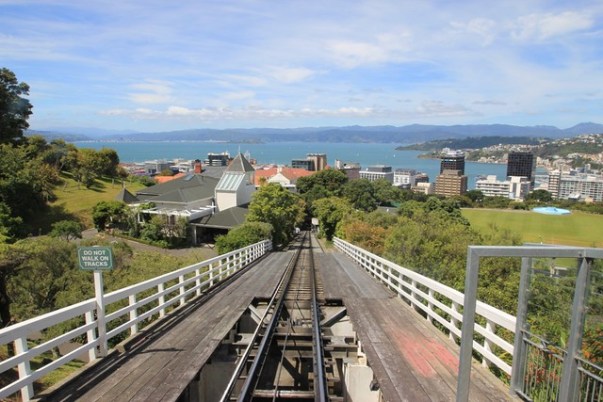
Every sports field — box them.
[462,208,603,248]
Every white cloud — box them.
[511,11,595,42]
[449,18,498,46]
[326,29,412,68]
[101,105,381,121]
[127,80,173,105]
[416,101,476,117]
[268,66,316,83]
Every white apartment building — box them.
[475,175,530,200]
[548,171,603,202]
[393,169,418,188]
[359,165,394,183]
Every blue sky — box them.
[1,0,602,132]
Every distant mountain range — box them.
[27,122,603,144]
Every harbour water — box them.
[74,141,507,189]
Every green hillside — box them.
[463,208,603,248]
[43,173,145,229]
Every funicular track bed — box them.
[190,233,374,402]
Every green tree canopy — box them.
[92,201,127,230]
[247,183,305,249]
[296,169,348,196]
[312,197,352,241]
[49,220,83,242]
[525,189,553,203]
[215,221,273,254]
[343,178,378,212]
[0,68,32,144]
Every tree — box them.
[372,179,400,206]
[92,201,127,230]
[247,183,305,248]
[0,68,32,144]
[312,197,352,241]
[49,220,83,242]
[525,189,553,203]
[0,143,59,226]
[343,179,378,212]
[0,202,23,243]
[296,169,348,195]
[215,222,273,254]
[0,243,27,326]
[465,189,485,205]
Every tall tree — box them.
[343,178,378,212]
[247,183,305,248]
[0,68,32,144]
[312,197,352,241]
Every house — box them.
[254,166,314,191]
[119,153,256,244]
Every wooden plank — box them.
[46,251,287,401]
[320,251,516,401]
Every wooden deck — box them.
[316,247,515,402]
[42,251,292,402]
[44,243,515,402]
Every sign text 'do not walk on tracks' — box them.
[78,246,114,270]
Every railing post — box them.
[94,271,108,357]
[158,283,166,318]
[14,337,34,401]
[129,295,138,336]
[195,268,202,296]
[179,275,185,307]
[85,310,98,361]
[427,289,434,324]
[411,279,420,312]
[558,257,592,401]
[511,257,532,393]
[209,263,214,288]
[450,301,460,341]
[482,320,496,368]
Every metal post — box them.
[558,257,592,402]
[94,270,108,357]
[510,257,532,393]
[456,248,480,402]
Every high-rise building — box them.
[435,169,468,197]
[292,153,327,171]
[507,152,536,187]
[547,171,603,202]
[440,151,465,174]
[307,153,327,171]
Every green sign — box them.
[78,247,114,270]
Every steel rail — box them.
[309,234,328,402]
[235,233,307,402]
[219,236,302,402]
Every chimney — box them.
[194,161,202,174]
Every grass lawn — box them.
[463,208,603,248]
[43,173,146,229]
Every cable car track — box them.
[220,232,328,401]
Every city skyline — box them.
[2,0,603,132]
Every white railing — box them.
[333,237,516,376]
[0,240,271,401]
